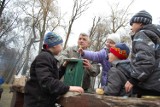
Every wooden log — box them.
[57,93,160,107]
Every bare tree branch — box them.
[63,0,93,49]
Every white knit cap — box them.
[107,33,121,44]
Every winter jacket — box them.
[104,60,131,96]
[129,24,160,92]
[24,49,69,107]
[82,48,110,86]
[57,46,100,90]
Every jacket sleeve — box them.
[104,67,124,96]
[130,31,156,83]
[35,53,69,95]
[59,65,66,79]
[85,62,100,77]
[83,49,107,63]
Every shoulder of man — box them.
[65,46,77,52]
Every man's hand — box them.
[83,59,92,70]
[125,81,133,93]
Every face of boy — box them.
[131,23,142,33]
[108,52,118,62]
[53,44,63,55]
[77,35,90,49]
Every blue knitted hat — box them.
[130,10,152,26]
[43,32,63,48]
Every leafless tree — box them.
[89,17,109,51]
[89,17,101,38]
[63,0,93,49]
[108,0,134,33]
[0,0,11,18]
[0,0,19,41]
[0,43,18,83]
[14,0,62,75]
[88,0,134,51]
[0,0,63,82]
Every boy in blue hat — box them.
[24,32,84,107]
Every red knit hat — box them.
[110,43,130,60]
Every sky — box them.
[57,0,160,46]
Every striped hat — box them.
[130,10,152,26]
[43,32,63,49]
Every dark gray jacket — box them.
[129,24,160,92]
[104,60,131,96]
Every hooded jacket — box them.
[129,24,160,92]
[104,60,131,96]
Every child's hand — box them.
[77,45,84,55]
[125,81,133,93]
[69,86,84,93]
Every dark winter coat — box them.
[24,49,69,107]
[104,60,131,96]
[129,24,160,92]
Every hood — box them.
[142,24,160,37]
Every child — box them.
[78,33,121,89]
[104,43,131,96]
[24,32,84,107]
[125,10,160,97]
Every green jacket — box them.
[57,46,100,90]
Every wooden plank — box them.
[58,93,160,107]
